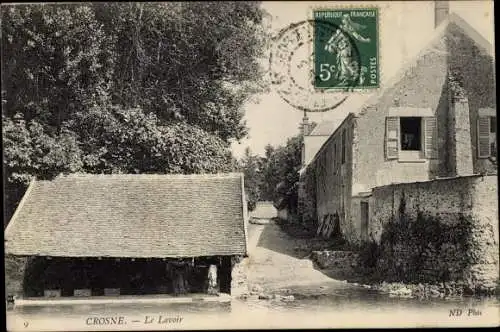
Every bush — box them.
[376,208,478,283]
[358,240,381,269]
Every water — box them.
[7,290,500,330]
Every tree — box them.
[90,2,268,142]
[260,135,303,213]
[260,144,279,200]
[1,2,269,223]
[2,3,267,141]
[264,144,275,160]
[1,4,112,132]
[3,114,83,224]
[275,134,303,214]
[237,134,303,213]
[238,147,263,211]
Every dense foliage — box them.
[238,147,263,211]
[1,2,268,222]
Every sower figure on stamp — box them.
[325,30,359,86]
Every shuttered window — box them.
[385,116,438,160]
[385,117,399,159]
[477,116,493,158]
[424,117,438,159]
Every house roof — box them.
[4,173,247,258]
[308,118,347,136]
[305,113,356,170]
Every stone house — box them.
[298,8,497,244]
[5,173,249,301]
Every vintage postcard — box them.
[3,1,498,330]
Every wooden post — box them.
[172,266,187,295]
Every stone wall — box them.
[313,116,356,242]
[230,256,248,297]
[450,97,474,176]
[368,175,499,292]
[5,255,29,299]
[298,166,317,227]
[298,115,356,240]
[310,250,360,272]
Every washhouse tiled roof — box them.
[4,173,248,258]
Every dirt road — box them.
[245,220,361,295]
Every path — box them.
[245,220,361,295]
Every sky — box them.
[230,0,495,159]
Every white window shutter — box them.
[424,117,438,159]
[385,117,399,160]
[477,116,491,158]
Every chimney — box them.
[435,1,449,28]
[451,96,474,176]
[300,112,311,136]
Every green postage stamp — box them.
[314,8,379,89]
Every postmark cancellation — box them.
[269,5,379,113]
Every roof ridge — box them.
[447,12,493,56]
[52,172,243,180]
[308,117,347,136]
[305,113,356,170]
